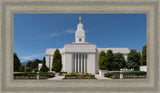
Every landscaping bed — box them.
[14,72,55,80]
[104,71,147,79]
[63,72,96,79]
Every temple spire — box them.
[79,16,81,23]
[75,16,85,43]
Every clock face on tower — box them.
[79,38,82,42]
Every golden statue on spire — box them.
[79,16,81,23]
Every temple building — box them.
[45,17,132,74]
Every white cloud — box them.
[65,29,75,34]
[21,53,45,61]
[50,33,61,36]
[41,29,75,39]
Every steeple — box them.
[75,17,86,43]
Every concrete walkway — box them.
[47,75,111,80]
[47,76,64,80]
[95,75,111,80]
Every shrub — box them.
[83,72,89,76]
[70,72,77,75]
[104,71,146,78]
[39,72,55,78]
[89,74,95,77]
[123,71,146,76]
[40,57,49,72]
[60,72,67,74]
[26,73,36,77]
[64,73,96,79]
[14,72,55,78]
[104,72,120,78]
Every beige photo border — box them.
[0,0,160,93]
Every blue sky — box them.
[14,14,146,62]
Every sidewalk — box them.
[47,74,111,80]
[47,76,64,80]
[95,75,111,80]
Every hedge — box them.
[14,72,55,78]
[104,72,120,78]
[104,71,146,78]
[64,73,95,79]
[123,71,146,76]
[60,72,67,74]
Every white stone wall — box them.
[99,70,108,77]
[123,54,128,61]
[65,53,73,73]
[45,46,135,74]
[38,63,42,71]
[49,55,53,72]
[46,55,49,70]
[87,53,96,74]
[62,54,65,72]
[97,48,131,61]
[140,66,147,72]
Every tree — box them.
[98,51,107,70]
[141,45,147,65]
[127,49,140,70]
[40,57,49,72]
[52,49,62,72]
[26,59,43,70]
[19,65,25,72]
[31,59,42,69]
[14,53,21,72]
[26,61,32,68]
[106,50,114,71]
[113,53,126,71]
[25,67,32,72]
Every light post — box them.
[37,72,39,80]
[120,68,124,79]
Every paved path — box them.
[95,75,111,80]
[47,76,64,80]
[47,75,111,80]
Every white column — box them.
[85,53,87,73]
[81,53,83,73]
[75,53,76,73]
[84,53,86,72]
[78,53,79,73]
[49,56,51,72]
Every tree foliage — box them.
[14,53,21,72]
[98,51,107,70]
[127,49,140,70]
[25,67,32,72]
[40,57,49,72]
[113,53,126,71]
[140,45,147,65]
[106,50,114,71]
[19,65,25,72]
[26,59,42,70]
[52,49,62,72]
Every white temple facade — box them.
[45,17,132,74]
